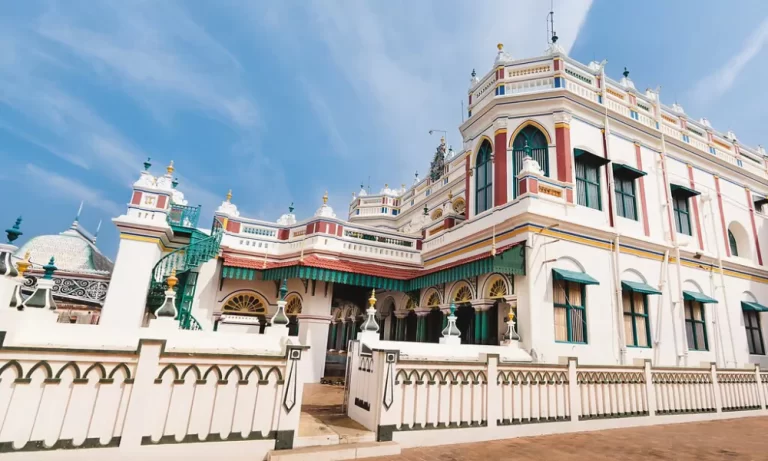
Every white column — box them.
[100,237,163,328]
[119,339,163,449]
[298,315,331,383]
[0,243,18,309]
[568,357,580,422]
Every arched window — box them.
[222,293,267,315]
[728,229,739,257]
[512,125,549,197]
[475,141,493,214]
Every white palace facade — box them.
[1,41,768,458]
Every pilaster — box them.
[554,112,574,203]
[493,119,508,206]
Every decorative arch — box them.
[554,256,586,273]
[728,221,751,258]
[508,120,552,147]
[452,197,466,215]
[285,294,302,316]
[423,289,442,308]
[475,139,493,215]
[378,296,397,316]
[452,282,473,304]
[331,307,343,321]
[681,279,705,295]
[431,208,444,221]
[620,268,648,284]
[742,291,758,303]
[222,290,268,315]
[485,275,511,299]
[510,122,551,197]
[471,135,494,165]
[405,298,417,310]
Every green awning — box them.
[741,301,768,312]
[408,244,526,291]
[262,265,407,291]
[574,149,610,166]
[671,184,700,199]
[613,163,647,179]
[621,280,661,295]
[222,266,256,280]
[683,290,718,304]
[552,268,599,285]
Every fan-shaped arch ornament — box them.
[430,208,443,221]
[223,293,266,314]
[489,278,508,299]
[452,197,466,214]
[405,298,416,310]
[286,296,302,316]
[425,291,440,308]
[454,285,472,303]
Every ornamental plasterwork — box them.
[452,197,466,214]
[488,278,508,299]
[453,285,472,303]
[223,293,266,314]
[285,296,302,316]
[22,275,109,305]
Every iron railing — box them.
[168,204,201,229]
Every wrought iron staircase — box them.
[147,216,223,330]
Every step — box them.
[267,441,401,461]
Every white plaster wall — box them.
[100,238,162,329]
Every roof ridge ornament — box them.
[166,160,174,175]
[5,216,22,244]
[494,42,513,65]
[143,157,152,171]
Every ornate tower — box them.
[99,159,176,328]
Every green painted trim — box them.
[683,290,718,304]
[670,184,701,198]
[621,280,661,295]
[552,268,599,285]
[741,301,768,312]
[612,162,647,179]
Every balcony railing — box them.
[168,204,201,229]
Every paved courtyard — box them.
[365,417,768,461]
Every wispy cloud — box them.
[24,164,122,216]
[691,17,768,104]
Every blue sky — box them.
[1,1,767,260]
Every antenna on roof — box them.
[546,0,557,45]
[94,220,102,243]
[367,175,371,195]
[75,201,84,223]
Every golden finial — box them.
[166,269,178,290]
[440,135,445,144]
[508,310,515,322]
[226,189,232,202]
[167,160,175,174]
[322,191,328,205]
[384,183,389,189]
[16,251,31,276]
[368,288,377,308]
[448,190,454,200]
[497,43,504,51]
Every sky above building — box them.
[2,0,767,259]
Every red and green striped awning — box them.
[222,244,526,291]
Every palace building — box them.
[5,41,768,385]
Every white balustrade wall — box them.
[346,341,768,449]
[0,339,308,460]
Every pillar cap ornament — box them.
[323,191,329,205]
[5,216,22,244]
[172,177,179,189]
[166,160,175,175]
[441,302,461,338]
[16,251,31,276]
[143,157,152,171]
[42,257,57,280]
[503,309,520,341]
[279,278,288,300]
[360,289,380,333]
[166,269,178,290]
[226,189,233,202]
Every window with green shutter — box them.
[684,300,708,351]
[728,229,739,256]
[475,141,493,215]
[614,174,637,220]
[576,159,601,210]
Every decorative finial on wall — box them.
[5,216,22,244]
[289,202,295,213]
[323,191,329,205]
[16,251,31,275]
[166,269,178,291]
[43,257,57,280]
[143,157,152,171]
[623,67,630,78]
[167,160,175,175]
[497,43,504,51]
[226,189,233,202]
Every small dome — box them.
[15,226,113,274]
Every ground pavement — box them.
[364,416,768,461]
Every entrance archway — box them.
[455,303,475,344]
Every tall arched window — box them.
[475,140,493,214]
[512,125,549,197]
[728,229,739,257]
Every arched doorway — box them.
[423,290,443,343]
[452,284,474,344]
[512,124,550,197]
[486,276,511,345]
[285,295,302,337]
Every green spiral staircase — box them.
[146,206,223,330]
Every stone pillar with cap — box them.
[0,217,22,308]
[264,279,290,337]
[440,303,461,345]
[501,310,521,348]
[150,270,179,331]
[22,257,58,310]
[9,252,31,310]
[358,289,380,343]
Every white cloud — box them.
[692,17,768,104]
[24,164,122,216]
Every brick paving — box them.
[365,417,768,461]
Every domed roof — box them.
[14,223,113,274]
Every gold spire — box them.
[322,191,328,205]
[440,135,445,144]
[368,289,377,308]
[16,251,31,276]
[166,269,178,290]
[497,43,504,50]
[508,309,515,322]
[167,160,175,175]
[226,189,232,202]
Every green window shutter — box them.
[728,230,738,256]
